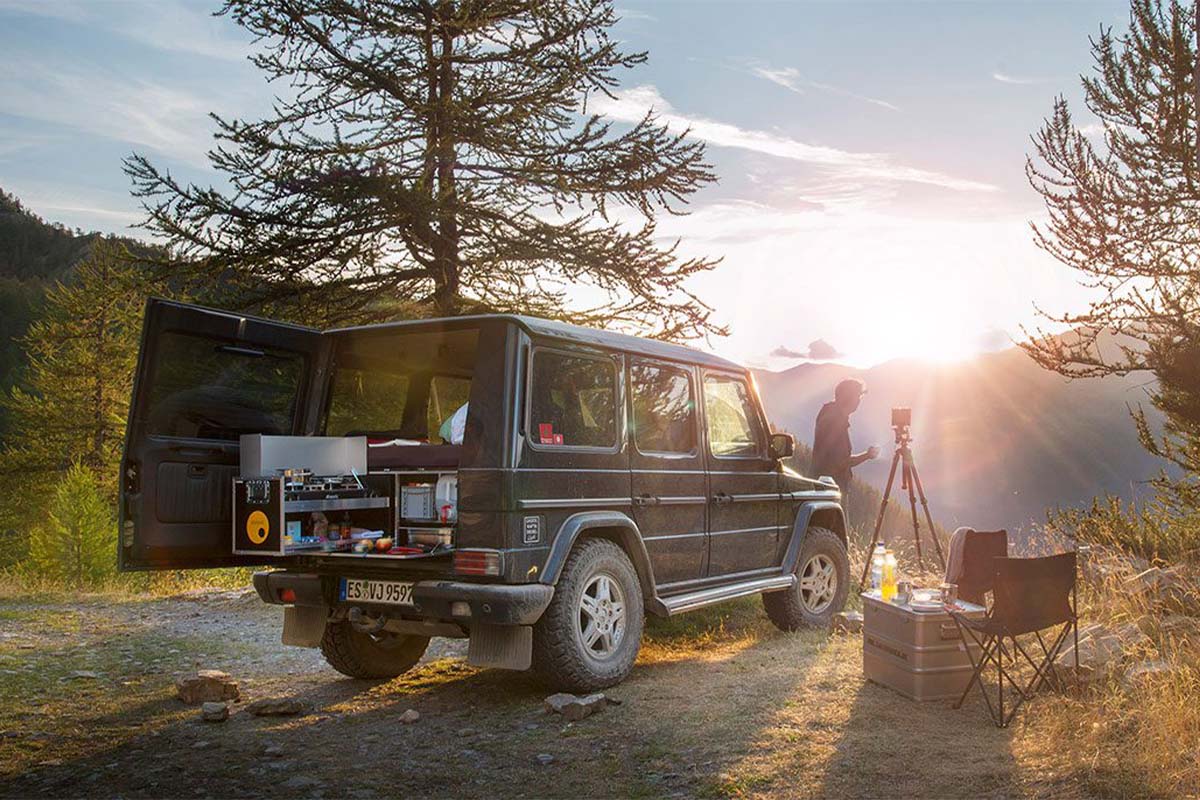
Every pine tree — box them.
[0,238,155,506]
[1025,0,1200,508]
[25,462,116,589]
[125,0,722,338]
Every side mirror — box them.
[769,432,795,460]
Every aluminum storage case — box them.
[861,591,986,702]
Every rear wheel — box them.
[320,620,430,679]
[763,527,849,631]
[532,538,644,692]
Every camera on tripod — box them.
[891,407,912,429]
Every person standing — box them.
[811,378,879,489]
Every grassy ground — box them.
[0,578,1195,799]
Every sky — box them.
[0,0,1130,369]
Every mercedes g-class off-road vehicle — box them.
[121,299,850,691]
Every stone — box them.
[64,670,100,680]
[399,709,420,724]
[1053,621,1153,684]
[535,753,555,766]
[200,702,228,723]
[543,692,610,722]
[175,670,240,705]
[1123,659,1174,688]
[245,697,306,717]
[263,744,285,758]
[831,611,864,634]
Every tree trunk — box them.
[431,1,460,316]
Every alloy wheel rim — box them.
[799,554,837,614]
[577,572,626,659]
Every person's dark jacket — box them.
[812,401,852,488]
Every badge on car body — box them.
[523,515,542,545]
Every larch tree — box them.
[0,237,155,507]
[1025,0,1200,508]
[125,0,722,339]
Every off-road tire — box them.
[320,620,430,679]
[532,538,644,692]
[763,527,849,631]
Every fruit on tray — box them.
[375,537,394,552]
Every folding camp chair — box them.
[949,552,1079,728]
[955,529,1008,606]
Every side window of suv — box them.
[631,362,696,455]
[529,349,617,448]
[703,373,764,457]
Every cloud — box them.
[590,85,994,192]
[992,71,1046,85]
[771,339,844,361]
[0,0,250,62]
[751,65,900,112]
[0,59,218,166]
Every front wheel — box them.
[320,620,430,679]
[532,538,644,692]
[763,527,849,631]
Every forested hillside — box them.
[0,189,150,436]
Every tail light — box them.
[454,549,501,576]
[277,588,297,604]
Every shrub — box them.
[25,463,116,589]
[1047,495,1200,565]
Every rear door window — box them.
[631,362,696,455]
[529,349,617,448]
[145,332,305,440]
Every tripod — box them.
[857,424,947,591]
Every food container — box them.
[407,528,453,548]
[400,483,437,520]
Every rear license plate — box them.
[339,578,415,606]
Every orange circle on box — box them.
[246,510,270,545]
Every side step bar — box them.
[660,574,795,616]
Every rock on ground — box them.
[245,697,306,717]
[399,709,420,724]
[200,702,228,722]
[176,670,240,705]
[1054,621,1154,684]
[832,611,863,634]
[544,692,611,722]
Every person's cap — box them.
[834,378,866,401]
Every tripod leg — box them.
[903,455,924,571]
[859,450,902,592]
[907,455,947,571]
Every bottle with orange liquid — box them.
[881,550,898,602]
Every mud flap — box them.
[468,623,533,671]
[282,605,328,648]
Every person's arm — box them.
[849,446,880,468]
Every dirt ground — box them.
[0,590,1111,799]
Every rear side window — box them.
[529,350,617,448]
[326,371,411,437]
[145,332,305,440]
[631,362,696,454]
[703,374,764,457]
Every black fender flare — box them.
[538,511,661,611]
[782,501,848,574]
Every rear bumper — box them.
[252,571,554,626]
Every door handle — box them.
[633,494,660,506]
[712,492,733,505]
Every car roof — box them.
[329,313,745,372]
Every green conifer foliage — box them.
[25,462,116,589]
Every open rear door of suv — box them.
[120,299,327,570]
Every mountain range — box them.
[754,343,1166,532]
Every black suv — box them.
[121,299,850,691]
